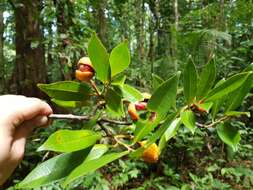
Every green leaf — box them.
[217,123,241,152]
[211,78,226,118]
[38,81,91,101]
[88,33,109,83]
[130,113,176,158]
[183,57,198,104]
[62,151,128,187]
[204,72,252,102]
[109,41,130,77]
[17,149,91,189]
[152,73,164,91]
[181,110,196,134]
[197,58,216,99]
[225,111,250,118]
[133,115,162,143]
[225,74,253,111]
[120,84,143,103]
[51,99,84,108]
[84,144,108,162]
[159,118,181,151]
[111,75,126,87]
[147,72,180,116]
[105,88,124,116]
[38,130,101,153]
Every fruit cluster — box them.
[75,57,159,163]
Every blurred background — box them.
[1,0,253,189]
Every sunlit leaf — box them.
[38,130,101,153]
[109,41,130,77]
[159,118,181,151]
[88,33,109,83]
[204,72,252,102]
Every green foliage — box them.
[17,33,253,189]
[110,41,130,77]
[88,33,110,83]
[183,57,197,104]
[37,130,101,153]
[217,123,241,152]
[38,81,91,101]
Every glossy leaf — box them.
[225,74,253,111]
[109,41,130,77]
[159,118,181,151]
[211,78,226,118]
[120,84,143,103]
[51,99,84,108]
[225,111,250,118]
[62,151,128,187]
[38,81,91,101]
[105,88,124,116]
[204,72,252,102]
[147,73,179,116]
[197,58,216,99]
[217,123,241,152]
[152,73,164,91]
[84,144,108,162]
[88,33,109,83]
[111,75,126,87]
[181,110,196,134]
[17,149,90,189]
[133,116,161,143]
[183,57,198,104]
[38,130,101,153]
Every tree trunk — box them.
[171,0,179,72]
[91,0,108,48]
[0,9,4,93]
[12,0,46,97]
[54,0,73,81]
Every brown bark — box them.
[91,0,108,48]
[11,0,46,97]
[54,0,74,81]
[0,9,4,93]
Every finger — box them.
[10,115,51,165]
[14,115,50,139]
[10,98,53,128]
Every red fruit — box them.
[75,57,94,82]
[135,102,147,111]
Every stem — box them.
[113,135,134,152]
[90,80,101,96]
[48,114,132,125]
[196,116,228,128]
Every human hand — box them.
[0,95,52,185]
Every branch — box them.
[48,114,132,125]
[196,116,228,128]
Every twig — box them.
[90,80,101,96]
[113,135,134,152]
[48,114,132,125]
[196,116,228,128]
